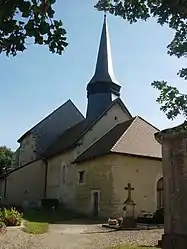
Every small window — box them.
[79,171,85,184]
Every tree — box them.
[0,0,68,56]
[0,146,13,177]
[95,0,187,120]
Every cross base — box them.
[120,217,136,229]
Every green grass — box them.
[23,209,70,223]
[105,246,157,249]
[22,207,74,234]
[23,221,49,234]
[23,208,103,224]
[22,207,101,234]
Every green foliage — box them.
[0,220,5,228]
[152,81,187,119]
[0,207,22,226]
[95,0,187,120]
[23,221,48,234]
[0,221,6,233]
[0,146,13,177]
[0,0,68,56]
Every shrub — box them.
[0,208,22,226]
[0,221,6,233]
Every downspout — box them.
[43,159,48,198]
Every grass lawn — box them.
[23,208,76,223]
[23,221,49,234]
[23,207,103,224]
[22,207,99,234]
[22,207,76,234]
[105,246,157,249]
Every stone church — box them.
[0,16,163,218]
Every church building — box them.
[0,16,163,218]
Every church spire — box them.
[86,15,121,122]
[89,14,118,85]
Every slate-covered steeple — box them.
[86,15,121,121]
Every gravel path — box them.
[0,224,164,249]
[84,225,163,248]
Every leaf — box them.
[50,0,56,4]
[48,8,55,18]
[22,10,30,18]
[19,1,31,17]
[0,0,67,56]
[25,20,34,31]
[36,35,43,44]
[39,22,50,35]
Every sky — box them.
[0,0,186,151]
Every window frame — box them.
[78,170,85,185]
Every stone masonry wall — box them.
[155,126,187,249]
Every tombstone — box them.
[121,183,136,229]
[155,122,187,249]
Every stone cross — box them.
[125,183,134,200]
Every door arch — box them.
[157,177,164,209]
[91,190,100,217]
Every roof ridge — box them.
[136,115,159,131]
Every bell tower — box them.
[86,15,121,122]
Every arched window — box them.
[157,177,164,209]
[62,165,66,186]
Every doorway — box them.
[91,190,100,217]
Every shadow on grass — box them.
[23,208,105,225]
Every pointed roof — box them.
[43,98,132,159]
[88,15,119,85]
[73,116,161,163]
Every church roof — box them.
[43,119,87,159]
[17,99,84,143]
[88,15,119,85]
[43,98,132,159]
[74,116,161,163]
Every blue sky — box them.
[0,0,186,151]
